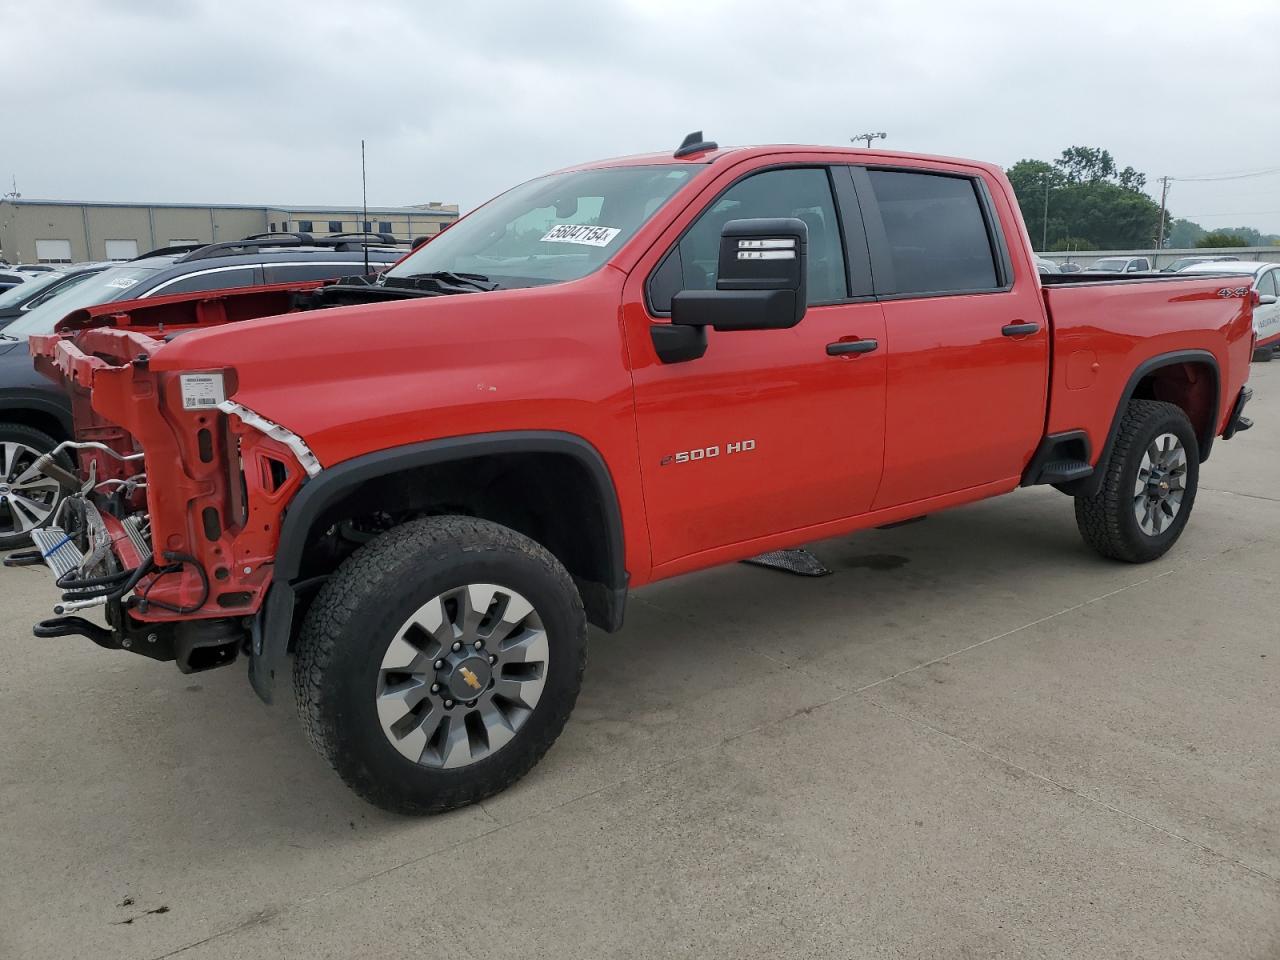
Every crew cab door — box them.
[623,161,887,569]
[853,165,1049,509]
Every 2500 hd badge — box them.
[660,439,757,465]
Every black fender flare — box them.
[249,430,628,703]
[1072,348,1220,499]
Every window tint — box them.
[1259,270,1278,297]
[298,220,314,233]
[667,167,846,309]
[867,171,998,295]
[264,262,373,283]
[152,267,258,295]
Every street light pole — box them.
[1157,176,1171,249]
[1041,173,1050,252]
[851,131,887,149]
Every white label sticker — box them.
[179,373,226,410]
[539,224,621,247]
[106,277,138,290]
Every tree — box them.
[1007,147,1165,250]
[1196,232,1248,248]
[1167,218,1205,248]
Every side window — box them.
[264,262,370,283]
[1259,270,1278,297]
[866,170,999,295]
[150,267,258,296]
[651,167,847,312]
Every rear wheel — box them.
[293,515,587,814]
[1074,400,1199,563]
[0,424,66,551]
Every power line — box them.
[1169,167,1280,183]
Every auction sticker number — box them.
[179,373,226,410]
[539,224,621,247]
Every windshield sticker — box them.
[106,277,138,289]
[539,224,621,247]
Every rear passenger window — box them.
[265,262,372,283]
[867,171,999,295]
[151,267,258,296]
[651,167,847,312]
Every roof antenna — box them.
[361,139,370,276]
[674,130,717,159]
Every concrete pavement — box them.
[2,364,1277,959]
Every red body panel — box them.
[29,145,1255,622]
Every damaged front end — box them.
[19,299,316,674]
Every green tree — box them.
[1008,147,1166,251]
[1196,231,1249,248]
[1167,218,1204,248]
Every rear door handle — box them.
[1002,322,1040,337]
[826,338,879,356]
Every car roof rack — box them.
[674,130,718,158]
[176,232,406,263]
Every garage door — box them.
[35,239,72,263]
[104,239,138,261]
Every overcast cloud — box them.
[3,0,1279,232]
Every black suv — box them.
[0,232,405,548]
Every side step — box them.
[741,548,832,578]
[1036,459,1093,484]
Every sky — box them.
[3,0,1279,234]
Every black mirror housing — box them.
[672,217,808,331]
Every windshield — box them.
[385,165,695,289]
[0,270,69,308]
[3,264,162,339]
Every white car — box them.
[1180,260,1280,361]
[1083,256,1153,274]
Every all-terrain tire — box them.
[293,515,587,815]
[1074,399,1199,563]
[0,422,68,551]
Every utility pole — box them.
[1041,173,1050,252]
[851,131,887,149]
[1156,176,1171,249]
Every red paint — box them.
[31,146,1254,623]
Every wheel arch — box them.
[0,398,73,442]
[251,431,628,703]
[1075,349,1220,499]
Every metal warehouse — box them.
[0,198,460,264]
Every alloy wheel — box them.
[375,583,549,768]
[1132,432,1187,536]
[0,441,62,538]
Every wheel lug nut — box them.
[444,699,454,708]
[430,683,440,693]
[489,654,498,664]
[467,699,477,707]
[434,659,444,670]
[451,642,462,652]
[474,640,483,649]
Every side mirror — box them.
[1259,294,1278,306]
[671,218,808,331]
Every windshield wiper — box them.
[0,332,19,341]
[395,271,500,293]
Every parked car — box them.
[1056,262,1083,274]
[1162,256,1239,273]
[1084,256,1153,274]
[0,270,29,293]
[17,138,1254,815]
[1179,260,1280,361]
[0,263,108,329]
[13,264,57,275]
[0,232,405,549]
[1034,256,1059,275]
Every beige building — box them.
[0,198,460,264]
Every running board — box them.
[741,548,832,577]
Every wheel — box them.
[293,515,587,814]
[1253,346,1274,363]
[0,423,67,550]
[1074,400,1199,563]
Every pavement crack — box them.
[1202,486,1280,504]
[861,694,1280,888]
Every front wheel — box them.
[293,515,587,814]
[0,424,66,551]
[1074,399,1199,563]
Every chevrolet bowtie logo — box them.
[459,666,482,690]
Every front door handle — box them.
[1002,322,1040,337]
[826,338,879,356]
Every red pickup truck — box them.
[15,135,1256,814]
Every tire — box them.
[0,422,67,551]
[1253,346,1274,363]
[1074,399,1199,563]
[293,515,587,815]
